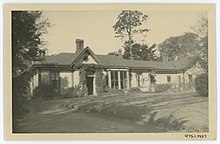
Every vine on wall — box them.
[76,64,105,96]
[79,68,88,97]
[95,69,104,95]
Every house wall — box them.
[82,55,97,64]
[140,73,151,92]
[130,72,151,92]
[60,72,72,95]
[60,72,73,88]
[33,71,39,89]
[130,72,138,88]
[73,70,80,86]
[156,74,181,87]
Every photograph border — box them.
[4,3,216,140]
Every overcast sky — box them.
[42,10,203,55]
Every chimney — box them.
[118,49,122,58]
[75,39,84,53]
[161,53,168,62]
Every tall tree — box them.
[113,10,149,59]
[158,32,201,61]
[159,13,208,71]
[191,13,208,71]
[12,11,50,132]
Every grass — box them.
[68,91,208,132]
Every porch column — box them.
[30,78,33,96]
[93,75,97,95]
[118,71,121,89]
[127,69,130,89]
[108,70,111,88]
[38,70,41,86]
[182,72,185,89]
[71,71,74,87]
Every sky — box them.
[42,10,203,55]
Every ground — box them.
[16,91,208,133]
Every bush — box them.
[71,85,87,98]
[128,87,141,93]
[104,87,125,95]
[155,84,171,93]
[194,73,208,97]
[33,85,58,101]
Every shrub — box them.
[194,73,208,97]
[128,87,141,93]
[71,85,87,98]
[33,85,58,101]
[104,87,125,95]
[155,84,171,93]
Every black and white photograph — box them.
[4,3,216,140]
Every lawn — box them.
[62,91,208,132]
[17,91,208,133]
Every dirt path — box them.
[16,101,156,133]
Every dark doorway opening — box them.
[87,77,94,95]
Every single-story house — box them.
[30,39,205,96]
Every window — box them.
[110,71,128,89]
[120,71,127,89]
[111,71,118,89]
[51,72,60,89]
[167,75,171,82]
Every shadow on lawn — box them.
[141,112,188,132]
[77,101,188,132]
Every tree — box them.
[191,13,208,71]
[158,32,201,61]
[127,43,157,61]
[12,11,50,132]
[113,10,149,59]
[159,13,208,72]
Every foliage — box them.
[128,87,141,93]
[113,10,149,40]
[194,73,208,97]
[12,71,32,132]
[123,42,157,60]
[158,13,208,72]
[113,10,150,59]
[12,11,50,76]
[61,86,86,98]
[95,69,104,95]
[158,32,201,61]
[79,68,88,97]
[33,85,58,101]
[155,84,171,93]
[12,11,50,132]
[104,87,125,95]
[191,13,208,71]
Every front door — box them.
[87,77,94,95]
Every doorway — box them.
[87,76,94,95]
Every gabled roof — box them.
[36,48,196,73]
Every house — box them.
[30,39,204,96]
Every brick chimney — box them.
[118,49,122,58]
[161,53,168,62]
[75,39,84,53]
